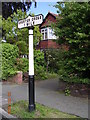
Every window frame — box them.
[41,28,48,40]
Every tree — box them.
[3,9,28,44]
[2,1,37,19]
[2,9,42,55]
[53,2,90,84]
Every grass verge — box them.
[9,100,80,118]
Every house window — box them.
[42,33,44,40]
[45,29,47,39]
[49,28,57,39]
[41,28,48,40]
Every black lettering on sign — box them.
[19,20,24,24]
[36,17,37,20]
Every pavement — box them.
[0,79,89,118]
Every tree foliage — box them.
[2,9,46,80]
[2,1,37,19]
[2,9,42,55]
[16,50,47,80]
[34,50,47,80]
[16,41,28,56]
[2,43,19,80]
[53,2,90,84]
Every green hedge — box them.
[16,58,29,73]
[2,43,19,80]
[16,50,47,80]
[34,50,47,80]
[57,49,90,84]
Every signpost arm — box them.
[28,27,35,112]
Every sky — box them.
[27,2,58,18]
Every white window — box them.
[48,27,57,39]
[41,28,48,40]
[45,29,47,39]
[41,27,57,40]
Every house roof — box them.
[49,12,58,17]
[40,12,58,28]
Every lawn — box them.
[9,100,80,118]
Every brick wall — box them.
[40,13,56,28]
[7,71,23,84]
[37,40,60,49]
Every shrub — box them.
[34,50,45,66]
[16,50,47,80]
[47,73,58,79]
[16,41,28,56]
[35,64,47,80]
[34,50,47,80]
[2,43,19,80]
[16,58,29,73]
[53,2,90,84]
[45,49,65,73]
[58,50,90,84]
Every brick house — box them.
[36,12,60,50]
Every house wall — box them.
[40,13,56,28]
[36,40,60,49]
[37,12,59,50]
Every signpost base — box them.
[28,75,35,112]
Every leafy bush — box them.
[59,72,90,84]
[34,50,47,80]
[35,65,47,80]
[47,73,58,79]
[16,41,28,56]
[2,43,19,80]
[34,50,45,66]
[45,48,90,84]
[16,58,29,73]
[45,49,65,73]
[53,3,90,84]
[58,50,90,84]
[16,50,47,80]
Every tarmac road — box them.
[1,79,88,118]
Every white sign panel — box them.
[18,14,43,29]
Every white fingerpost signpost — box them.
[18,14,43,112]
